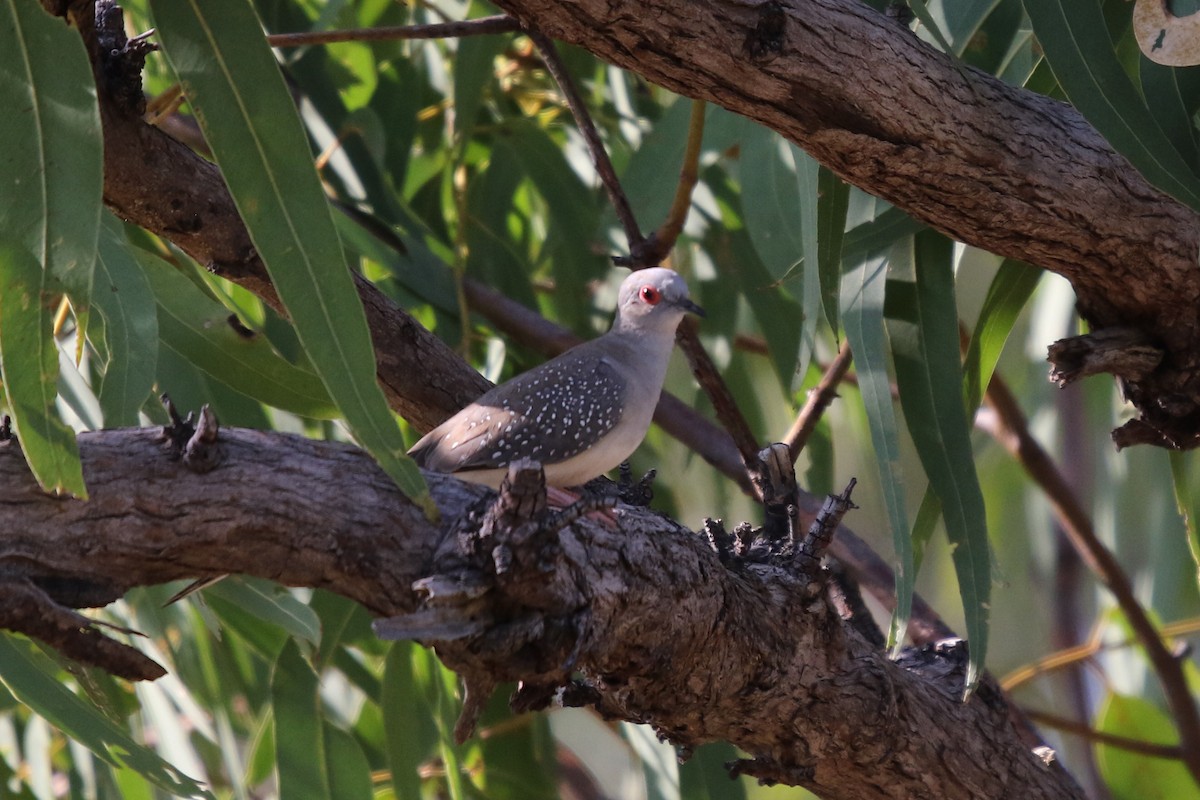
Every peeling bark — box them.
[0,430,1084,799]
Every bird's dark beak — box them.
[678,298,706,317]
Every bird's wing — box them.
[409,353,627,474]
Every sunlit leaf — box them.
[1095,693,1196,800]
[92,216,159,427]
[134,251,338,419]
[0,0,102,312]
[841,250,912,651]
[151,0,432,514]
[962,259,1041,412]
[271,640,331,799]
[0,634,208,798]
[887,233,990,691]
[1025,0,1200,211]
[0,240,86,497]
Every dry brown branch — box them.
[0,429,1084,799]
[489,0,1200,448]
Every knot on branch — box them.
[95,0,158,116]
[376,460,612,740]
[157,396,224,473]
[710,443,859,596]
[0,577,165,681]
[1047,327,1162,387]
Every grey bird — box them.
[409,268,704,488]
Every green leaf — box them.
[906,0,960,56]
[1024,0,1200,211]
[791,144,822,385]
[886,233,990,692]
[962,259,1041,412]
[0,240,86,497]
[382,643,440,800]
[740,128,805,283]
[151,0,433,515]
[323,723,372,800]
[840,251,912,651]
[453,19,505,140]
[0,634,209,798]
[92,216,159,427]
[679,742,747,800]
[842,206,926,263]
[622,722,681,800]
[205,578,322,652]
[135,251,339,419]
[0,0,102,308]
[1169,451,1200,590]
[1095,693,1197,799]
[271,640,331,800]
[817,167,850,335]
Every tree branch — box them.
[489,0,1200,446]
[0,428,1084,800]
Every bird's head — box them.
[612,267,705,334]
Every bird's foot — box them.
[616,461,656,507]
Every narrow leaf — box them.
[0,634,208,798]
[271,640,331,800]
[0,0,102,307]
[792,145,822,385]
[0,240,86,497]
[135,252,338,419]
[205,579,321,651]
[817,167,850,335]
[92,216,158,427]
[962,259,1041,412]
[740,129,805,282]
[886,233,990,692]
[1168,451,1200,589]
[1024,0,1200,211]
[151,0,433,514]
[382,643,439,800]
[841,251,912,651]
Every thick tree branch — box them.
[490,0,1200,447]
[0,429,1083,800]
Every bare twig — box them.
[1022,709,1184,761]
[265,16,521,47]
[674,317,763,470]
[526,27,762,479]
[1002,615,1200,691]
[784,339,853,462]
[526,29,644,247]
[644,99,707,264]
[979,373,1200,783]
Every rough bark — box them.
[489,0,1200,447]
[0,429,1083,800]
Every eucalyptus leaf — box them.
[886,233,990,692]
[0,634,208,798]
[0,241,86,497]
[151,0,432,514]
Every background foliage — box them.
[1,0,1199,797]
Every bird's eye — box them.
[639,285,662,305]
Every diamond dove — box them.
[409,268,703,488]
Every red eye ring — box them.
[639,285,662,305]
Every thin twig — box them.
[644,99,707,264]
[1022,709,1184,761]
[674,318,763,470]
[980,373,1200,784]
[785,339,853,462]
[526,29,644,247]
[527,27,762,477]
[265,16,521,48]
[1002,617,1200,691]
